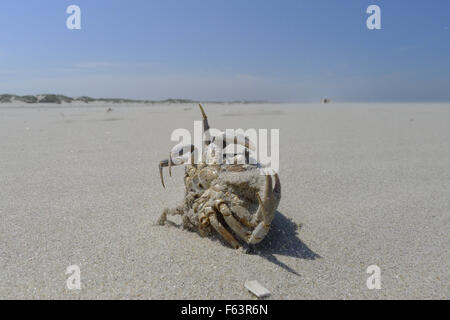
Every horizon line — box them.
[1,93,450,104]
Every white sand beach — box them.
[0,102,449,299]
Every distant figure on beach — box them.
[321,99,331,104]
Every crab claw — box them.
[250,173,281,226]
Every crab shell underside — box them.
[157,105,281,249]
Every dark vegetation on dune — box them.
[0,94,268,105]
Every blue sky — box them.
[0,0,449,102]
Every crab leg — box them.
[198,104,212,146]
[198,103,210,132]
[207,208,240,249]
[157,205,185,225]
[230,205,258,228]
[158,159,175,188]
[158,144,196,188]
[199,105,254,151]
[215,201,251,242]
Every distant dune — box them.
[0,94,268,105]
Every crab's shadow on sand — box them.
[160,210,319,276]
[248,211,320,276]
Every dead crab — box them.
[157,105,281,249]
